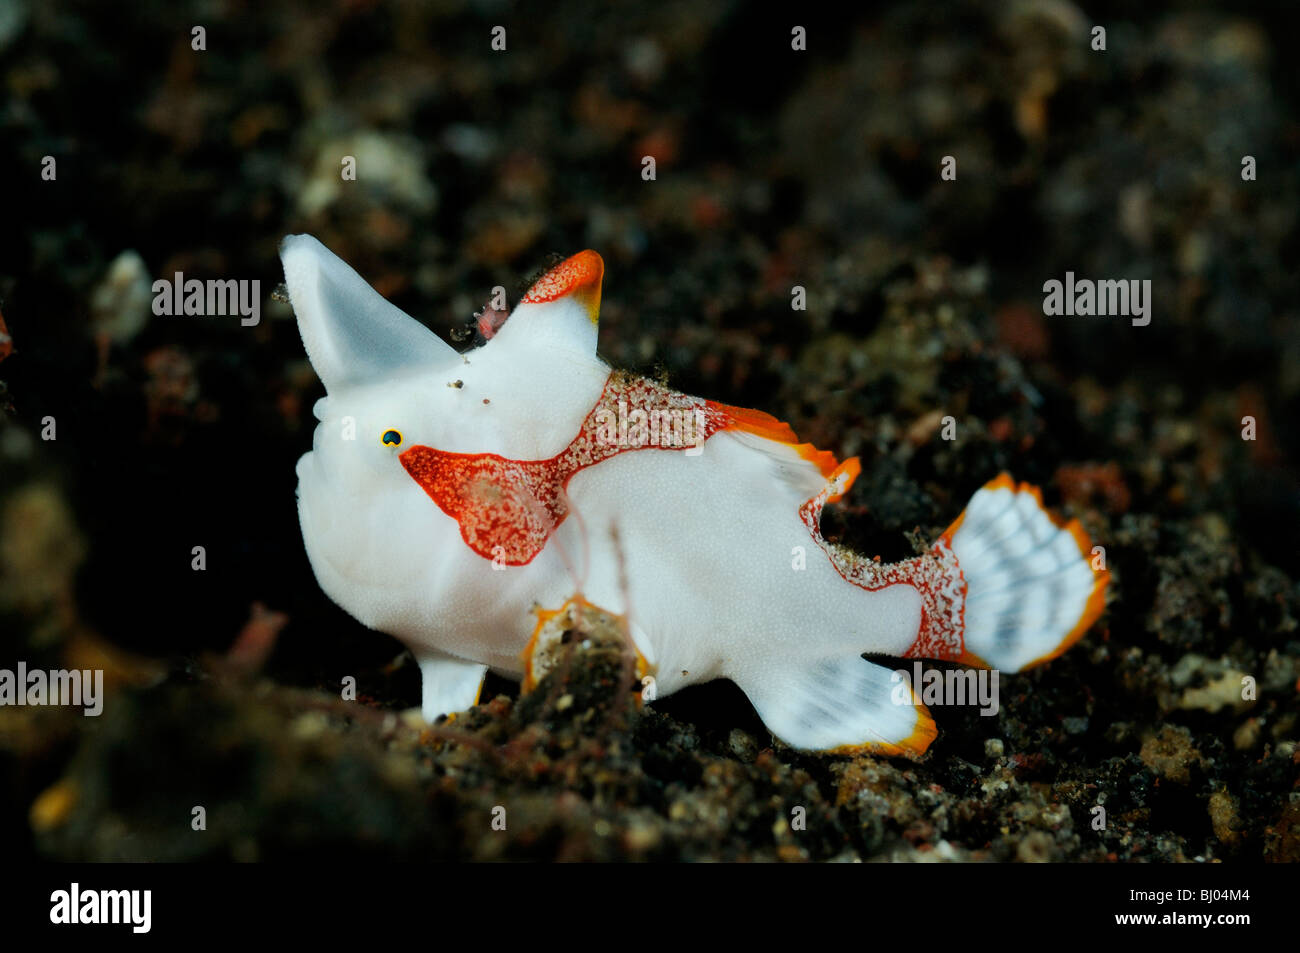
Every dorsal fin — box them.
[280,234,459,391]
[490,250,604,355]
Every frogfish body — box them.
[283,235,1107,756]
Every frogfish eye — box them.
[381,429,403,447]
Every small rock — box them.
[1139,725,1204,784]
[290,711,329,740]
[1232,718,1260,752]
[1179,670,1252,713]
[728,728,758,762]
[1016,830,1057,863]
[623,821,660,852]
[297,132,436,217]
[90,250,152,344]
[1208,789,1244,848]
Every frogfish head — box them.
[281,234,610,633]
[281,235,467,629]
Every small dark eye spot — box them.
[381,429,403,447]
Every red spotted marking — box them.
[400,373,731,565]
[798,474,969,662]
[519,250,604,321]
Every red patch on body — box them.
[400,373,728,565]
[520,250,604,310]
[797,477,969,662]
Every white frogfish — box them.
[283,235,1108,756]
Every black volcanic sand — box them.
[1,1,1298,861]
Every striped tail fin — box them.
[941,473,1108,672]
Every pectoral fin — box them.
[415,651,488,722]
[738,655,936,757]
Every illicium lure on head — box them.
[282,235,1108,756]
